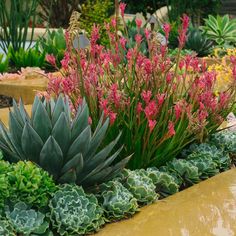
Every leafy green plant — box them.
[0,160,11,209]
[49,184,105,235]
[185,27,213,57]
[187,154,219,179]
[0,0,39,54]
[8,161,56,209]
[0,97,130,188]
[37,28,66,68]
[8,46,46,69]
[0,218,15,236]
[201,15,236,47]
[0,54,9,73]
[160,159,200,187]
[98,180,138,220]
[119,169,157,204]
[146,167,179,197]
[5,202,49,235]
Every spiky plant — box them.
[0,96,130,188]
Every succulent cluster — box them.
[5,202,49,235]
[0,160,10,209]
[119,169,158,204]
[0,218,15,236]
[49,184,105,235]
[99,180,138,220]
[0,96,129,189]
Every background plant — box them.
[0,54,9,73]
[45,10,236,170]
[0,0,39,54]
[0,97,130,189]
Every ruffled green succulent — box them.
[120,169,158,205]
[0,218,15,236]
[49,184,105,235]
[211,131,236,154]
[5,201,49,236]
[0,96,129,189]
[146,167,179,197]
[161,159,200,187]
[99,180,138,220]
[187,153,219,179]
[0,160,11,209]
[8,161,57,209]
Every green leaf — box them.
[61,153,83,174]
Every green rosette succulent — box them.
[146,167,179,198]
[119,169,158,205]
[49,184,105,235]
[160,159,200,187]
[0,160,11,209]
[8,161,57,209]
[187,153,219,179]
[99,180,138,220]
[0,218,15,236]
[5,202,49,236]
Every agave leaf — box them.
[67,126,91,160]
[19,98,30,123]
[21,122,44,163]
[12,99,24,126]
[71,104,89,141]
[58,169,77,184]
[39,136,63,179]
[63,96,71,122]
[52,112,71,155]
[31,96,40,121]
[52,96,64,125]
[61,153,83,174]
[32,101,52,142]
[0,140,20,162]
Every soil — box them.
[0,95,13,108]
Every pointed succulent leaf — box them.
[58,169,77,184]
[19,98,30,123]
[32,101,52,142]
[12,99,24,126]
[52,112,71,155]
[61,153,83,174]
[52,96,64,125]
[21,122,44,163]
[67,126,91,160]
[40,136,63,179]
[31,96,40,121]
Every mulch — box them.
[0,95,12,108]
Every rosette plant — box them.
[49,184,104,235]
[44,3,236,169]
[0,96,130,188]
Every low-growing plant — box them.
[0,97,130,189]
[37,28,66,68]
[160,159,200,187]
[0,218,15,236]
[8,46,46,69]
[119,169,157,204]
[8,161,57,209]
[45,7,236,169]
[0,54,9,73]
[49,184,105,235]
[98,180,138,220]
[5,202,49,235]
[146,167,179,197]
[201,15,236,47]
[185,27,213,57]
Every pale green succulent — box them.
[49,184,105,235]
[0,218,15,236]
[99,180,138,220]
[160,159,200,187]
[119,169,158,204]
[146,167,179,197]
[0,96,129,188]
[8,161,57,209]
[187,153,219,179]
[5,202,49,236]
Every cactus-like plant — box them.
[8,161,57,209]
[0,96,130,188]
[119,169,158,204]
[0,218,15,236]
[160,159,200,187]
[146,167,179,197]
[187,154,219,179]
[5,202,49,235]
[49,184,105,235]
[98,180,138,220]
